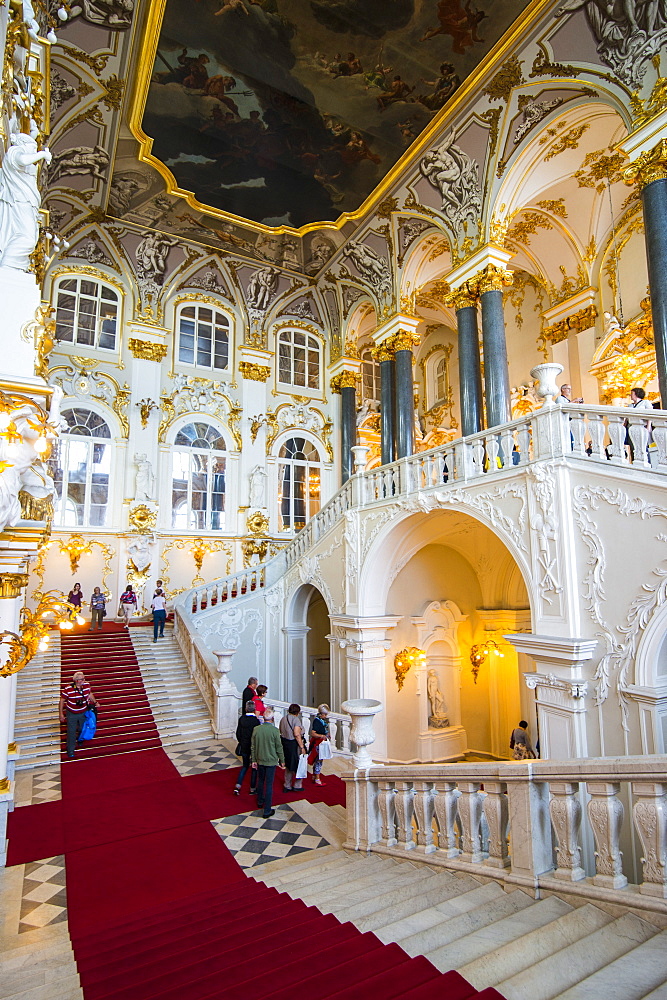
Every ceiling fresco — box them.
[139,0,532,229]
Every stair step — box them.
[554,928,667,1000]
[317,866,438,912]
[497,912,658,1000]
[337,871,480,928]
[377,881,505,944]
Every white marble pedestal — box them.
[417,724,467,762]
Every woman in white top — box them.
[151,588,167,642]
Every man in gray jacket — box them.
[251,708,285,818]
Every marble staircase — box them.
[249,850,667,999]
[13,635,62,770]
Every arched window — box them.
[428,350,451,408]
[277,437,321,532]
[361,349,380,403]
[177,303,229,370]
[55,277,119,350]
[278,328,320,389]
[51,408,111,527]
[172,421,226,530]
[435,356,447,404]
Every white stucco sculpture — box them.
[248,464,267,508]
[427,668,449,728]
[0,385,62,531]
[134,452,155,500]
[127,532,153,574]
[0,133,51,271]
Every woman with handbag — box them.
[118,584,137,627]
[308,704,332,786]
[279,703,306,792]
[89,587,107,632]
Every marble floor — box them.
[212,804,330,868]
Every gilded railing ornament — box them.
[624,139,667,190]
[330,371,360,393]
[239,361,271,382]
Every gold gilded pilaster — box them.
[0,574,29,599]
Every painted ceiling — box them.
[139,0,532,229]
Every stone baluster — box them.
[500,427,515,467]
[486,433,500,473]
[433,780,461,857]
[586,780,628,889]
[652,422,667,466]
[517,422,531,464]
[456,439,474,479]
[606,415,627,462]
[587,412,605,459]
[328,717,338,748]
[549,781,586,881]
[570,411,586,456]
[413,780,436,854]
[377,779,397,847]
[628,414,651,468]
[394,780,416,850]
[632,780,667,898]
[472,438,485,474]
[482,781,510,869]
[341,719,351,753]
[457,780,485,863]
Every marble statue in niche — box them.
[248,464,267,508]
[134,453,155,501]
[427,668,449,728]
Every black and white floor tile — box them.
[212,805,329,868]
[166,740,239,777]
[19,855,67,933]
[31,767,62,804]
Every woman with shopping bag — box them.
[307,703,332,786]
[279,703,307,791]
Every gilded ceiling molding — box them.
[541,305,598,346]
[128,338,168,362]
[239,362,271,382]
[624,138,667,190]
[539,122,590,162]
[330,371,360,393]
[483,54,525,103]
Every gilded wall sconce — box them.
[137,398,158,428]
[469,639,504,684]
[394,646,426,691]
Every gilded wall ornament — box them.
[128,338,168,362]
[504,211,553,248]
[136,398,158,427]
[247,511,269,536]
[128,503,158,533]
[536,197,568,218]
[239,361,270,382]
[483,54,524,103]
[0,573,29,599]
[540,123,590,162]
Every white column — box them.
[505,634,598,759]
[330,615,401,762]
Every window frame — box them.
[360,347,381,405]
[276,434,323,534]
[175,300,231,373]
[276,325,322,392]
[170,420,227,532]
[53,274,121,352]
[51,406,112,528]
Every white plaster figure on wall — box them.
[0,133,51,271]
[249,464,267,508]
[427,668,449,726]
[134,453,155,500]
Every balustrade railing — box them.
[345,758,667,913]
[265,699,352,757]
[175,403,667,623]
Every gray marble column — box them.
[376,347,396,466]
[641,175,667,406]
[341,384,356,484]
[394,335,416,459]
[478,267,513,429]
[453,286,484,436]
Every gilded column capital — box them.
[0,573,29,599]
[239,361,271,382]
[371,343,396,363]
[388,330,420,353]
[7,742,18,755]
[128,338,168,362]
[0,777,9,792]
[624,138,667,190]
[330,371,361,393]
[446,284,478,310]
[471,265,514,295]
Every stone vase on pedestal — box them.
[341,698,382,768]
[212,649,240,738]
[530,362,564,406]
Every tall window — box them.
[177,304,229,370]
[278,437,321,532]
[430,352,450,408]
[55,277,119,350]
[172,422,226,530]
[51,408,111,527]
[361,349,380,403]
[278,328,320,389]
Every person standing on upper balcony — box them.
[557,383,584,404]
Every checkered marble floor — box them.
[19,855,67,934]
[212,805,329,868]
[165,740,239,777]
[32,766,62,803]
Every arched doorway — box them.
[285,584,331,709]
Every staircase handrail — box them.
[343,755,667,915]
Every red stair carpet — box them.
[8,622,506,1000]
